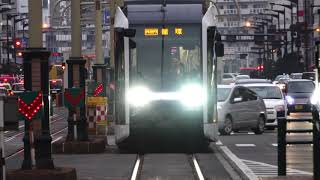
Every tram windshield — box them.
[130,25,201,91]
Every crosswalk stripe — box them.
[241,159,312,177]
[235,144,256,147]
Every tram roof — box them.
[124,0,204,5]
[126,3,203,24]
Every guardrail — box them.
[277,108,320,179]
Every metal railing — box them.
[277,108,320,179]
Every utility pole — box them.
[304,0,313,71]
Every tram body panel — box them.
[114,2,220,148]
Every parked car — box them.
[290,73,302,79]
[276,77,290,90]
[217,85,267,135]
[244,83,287,130]
[284,79,315,115]
[222,73,237,85]
[0,87,8,96]
[235,79,272,85]
[302,72,315,81]
[12,83,25,95]
[0,83,13,96]
[274,74,290,84]
[236,74,250,80]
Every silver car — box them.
[217,85,267,135]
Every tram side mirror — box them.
[216,42,224,57]
[115,28,136,38]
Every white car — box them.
[222,73,236,85]
[217,85,267,135]
[244,83,287,130]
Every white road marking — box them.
[247,132,255,135]
[216,140,223,146]
[192,155,205,180]
[235,144,256,147]
[219,146,259,180]
[130,156,141,180]
[271,144,278,147]
[241,159,312,177]
[52,136,62,143]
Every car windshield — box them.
[236,75,250,80]
[218,87,232,102]
[288,81,315,93]
[247,86,282,99]
[13,84,25,91]
[278,78,290,84]
[290,74,302,79]
[302,73,315,81]
[275,75,288,81]
[0,88,6,96]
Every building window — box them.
[240,4,248,9]
[43,0,48,9]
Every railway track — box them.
[5,127,68,160]
[129,152,231,180]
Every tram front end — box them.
[114,0,223,152]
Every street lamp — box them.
[245,21,252,27]
[269,3,296,53]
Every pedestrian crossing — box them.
[241,159,312,177]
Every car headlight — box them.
[275,105,285,112]
[127,86,152,107]
[286,96,294,105]
[311,88,320,105]
[179,84,206,108]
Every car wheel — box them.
[219,116,233,135]
[254,116,265,135]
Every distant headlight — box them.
[127,86,152,107]
[179,84,206,108]
[286,96,294,105]
[311,88,320,105]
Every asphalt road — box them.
[219,112,314,178]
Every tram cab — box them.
[114,0,224,152]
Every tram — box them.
[114,0,224,152]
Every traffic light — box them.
[61,62,66,70]
[14,38,22,49]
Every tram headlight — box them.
[127,86,152,107]
[179,84,206,108]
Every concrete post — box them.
[92,0,108,135]
[21,0,54,169]
[66,0,88,141]
[95,0,103,65]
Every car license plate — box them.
[295,105,303,110]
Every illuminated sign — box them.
[144,28,158,36]
[161,28,169,36]
[175,28,183,35]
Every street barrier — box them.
[0,96,19,180]
[277,108,320,179]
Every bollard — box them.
[277,111,286,176]
[313,107,320,180]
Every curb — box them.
[215,144,259,180]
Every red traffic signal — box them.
[14,38,22,48]
[257,65,264,71]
